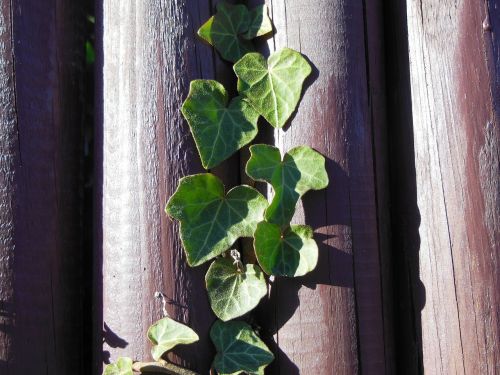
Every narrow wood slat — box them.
[0,0,85,373]
[406,0,500,373]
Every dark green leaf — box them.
[234,48,312,128]
[243,5,273,40]
[211,320,274,375]
[246,144,328,226]
[206,258,267,321]
[254,222,318,277]
[102,357,133,375]
[147,317,199,361]
[165,174,267,266]
[181,80,259,169]
[198,2,252,62]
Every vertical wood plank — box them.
[406,0,500,373]
[0,0,85,373]
[98,0,217,371]
[250,1,393,373]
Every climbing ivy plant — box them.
[103,2,328,374]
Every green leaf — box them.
[246,144,328,226]
[211,320,274,375]
[181,80,259,169]
[132,360,199,375]
[198,2,252,63]
[147,317,199,361]
[234,48,312,128]
[102,357,133,375]
[165,174,267,266]
[254,222,318,277]
[243,5,273,40]
[206,258,267,321]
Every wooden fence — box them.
[0,0,498,374]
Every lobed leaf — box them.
[211,320,274,375]
[147,317,199,361]
[181,80,259,170]
[243,5,273,40]
[246,144,328,226]
[132,360,199,375]
[254,222,318,277]
[206,258,267,321]
[165,174,267,266]
[102,357,133,375]
[234,48,312,128]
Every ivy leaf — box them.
[147,317,199,361]
[181,80,259,170]
[211,320,274,375]
[206,258,267,321]
[198,2,252,63]
[246,144,328,226]
[132,361,198,375]
[102,357,133,375]
[234,48,312,128]
[165,174,267,266]
[254,222,318,277]
[243,5,273,40]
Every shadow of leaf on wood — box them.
[102,322,129,364]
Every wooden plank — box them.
[406,0,500,373]
[97,1,218,372]
[0,0,85,373]
[248,1,393,373]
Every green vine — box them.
[103,2,328,374]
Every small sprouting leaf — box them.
[243,5,273,40]
[206,258,267,321]
[246,144,328,226]
[211,320,274,375]
[165,174,267,266]
[234,48,312,128]
[181,80,259,169]
[198,2,252,63]
[147,317,199,361]
[102,357,133,375]
[254,222,318,277]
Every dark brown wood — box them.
[0,0,85,373]
[403,0,500,373]
[97,1,218,372]
[248,1,393,374]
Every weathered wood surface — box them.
[98,1,218,372]
[248,1,393,374]
[406,0,500,373]
[0,0,85,373]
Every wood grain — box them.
[406,0,500,373]
[98,1,218,372]
[248,1,393,374]
[0,0,85,373]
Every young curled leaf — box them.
[102,357,133,375]
[206,258,267,321]
[147,317,199,361]
[165,174,267,266]
[254,222,318,277]
[181,80,259,169]
[234,48,312,128]
[246,144,329,226]
[197,2,273,63]
[211,320,274,375]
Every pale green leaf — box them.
[198,2,252,63]
[254,222,318,277]
[211,320,274,375]
[132,360,199,374]
[147,317,199,361]
[243,5,273,39]
[181,80,259,169]
[102,357,133,375]
[206,258,267,321]
[234,48,312,128]
[165,174,267,266]
[246,144,328,226]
